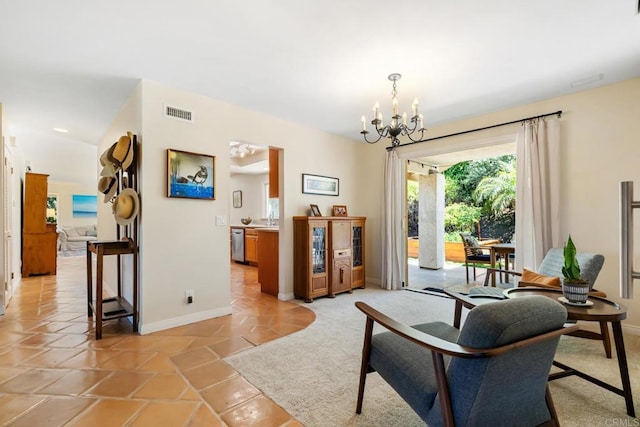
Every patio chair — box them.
[465,248,611,357]
[460,233,501,283]
[355,296,577,426]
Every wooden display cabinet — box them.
[293,216,366,302]
[22,172,57,277]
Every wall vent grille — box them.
[164,105,194,122]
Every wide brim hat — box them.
[110,134,134,171]
[98,176,118,203]
[99,144,118,177]
[112,187,139,226]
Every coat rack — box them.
[87,133,140,339]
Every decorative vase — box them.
[562,281,590,303]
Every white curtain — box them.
[515,117,561,270]
[381,150,405,290]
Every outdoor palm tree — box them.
[473,161,516,217]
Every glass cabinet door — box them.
[312,226,326,274]
[352,224,363,267]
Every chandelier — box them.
[360,73,425,147]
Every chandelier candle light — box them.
[360,73,425,147]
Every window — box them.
[46,194,58,223]
[264,183,279,220]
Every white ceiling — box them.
[1,1,640,152]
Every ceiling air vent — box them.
[164,105,194,122]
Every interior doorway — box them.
[2,140,15,313]
[229,142,282,297]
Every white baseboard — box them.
[139,306,232,335]
[278,292,295,301]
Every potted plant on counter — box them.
[561,235,590,304]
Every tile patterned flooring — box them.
[0,256,314,426]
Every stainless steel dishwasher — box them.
[231,227,245,263]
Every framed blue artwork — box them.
[72,194,98,217]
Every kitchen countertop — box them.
[231,224,279,230]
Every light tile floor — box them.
[0,255,314,426]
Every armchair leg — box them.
[356,316,374,414]
[465,262,470,284]
[544,385,559,427]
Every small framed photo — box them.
[302,173,339,196]
[233,190,242,208]
[167,149,215,200]
[333,205,348,217]
[310,204,321,217]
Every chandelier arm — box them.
[361,131,384,144]
[403,120,418,134]
[375,125,391,138]
[405,128,426,143]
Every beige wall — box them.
[229,173,268,225]
[49,182,99,228]
[395,77,640,331]
[101,80,374,333]
[98,83,142,311]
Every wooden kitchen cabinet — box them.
[269,148,278,198]
[245,228,258,263]
[257,229,278,296]
[293,216,366,302]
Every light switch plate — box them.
[215,215,226,226]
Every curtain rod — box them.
[386,110,562,151]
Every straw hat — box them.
[99,144,117,177]
[112,188,139,226]
[98,176,117,203]
[110,135,134,171]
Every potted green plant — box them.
[561,235,590,303]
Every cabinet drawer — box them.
[333,248,351,259]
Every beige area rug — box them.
[225,287,640,426]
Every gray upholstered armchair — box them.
[356,296,577,426]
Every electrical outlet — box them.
[186,289,194,304]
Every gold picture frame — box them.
[332,205,348,217]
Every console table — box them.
[86,239,138,340]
